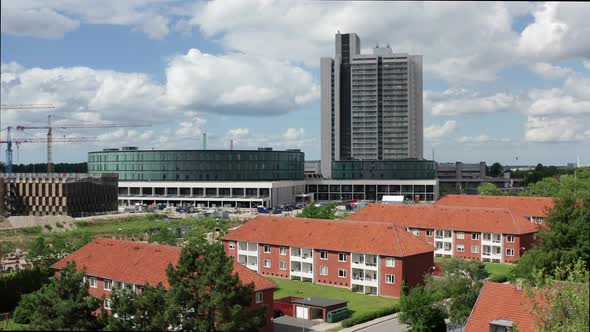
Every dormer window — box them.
[489,320,513,332]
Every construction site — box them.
[0,104,142,218]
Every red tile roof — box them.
[435,194,554,218]
[465,282,539,332]
[51,238,275,292]
[222,216,435,257]
[346,204,538,234]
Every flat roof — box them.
[291,298,348,308]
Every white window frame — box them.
[338,253,347,262]
[104,279,112,291]
[264,245,271,253]
[506,235,515,243]
[279,247,288,256]
[338,268,347,278]
[472,233,480,240]
[228,241,235,249]
[255,291,263,304]
[89,277,97,288]
[456,232,464,240]
[436,242,443,249]
[320,251,328,260]
[412,229,420,236]
[264,259,271,268]
[385,257,395,267]
[506,248,515,256]
[457,244,465,252]
[425,230,433,237]
[471,245,480,253]
[385,274,395,284]
[320,266,328,276]
[104,298,112,310]
[279,261,287,270]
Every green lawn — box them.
[434,257,514,281]
[270,277,398,320]
[0,319,29,331]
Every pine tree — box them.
[165,239,266,331]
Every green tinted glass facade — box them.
[88,149,304,181]
[331,160,436,179]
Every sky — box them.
[1,1,589,166]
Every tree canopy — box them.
[488,162,504,177]
[101,284,168,331]
[515,188,590,278]
[477,182,504,196]
[165,239,266,332]
[13,262,102,330]
[400,259,489,331]
[297,202,338,219]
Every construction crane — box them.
[16,115,150,173]
[0,104,55,141]
[0,126,96,173]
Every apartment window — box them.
[89,277,97,288]
[320,266,328,276]
[471,245,480,253]
[425,230,433,237]
[506,235,515,243]
[436,242,443,249]
[457,245,465,252]
[264,245,271,253]
[264,260,271,268]
[412,229,420,236]
[104,279,112,291]
[472,233,480,240]
[104,298,112,310]
[338,269,347,278]
[255,291,263,304]
[385,257,395,267]
[279,247,288,256]
[114,281,123,290]
[279,261,287,270]
[456,232,464,240]
[320,251,328,260]
[385,274,395,284]
[506,249,515,256]
[483,233,491,241]
[338,253,347,262]
[228,241,235,249]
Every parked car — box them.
[257,206,271,214]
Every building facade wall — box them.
[379,256,404,298]
[258,244,290,279]
[402,252,434,289]
[306,179,438,202]
[88,149,304,182]
[0,173,118,217]
[314,249,351,288]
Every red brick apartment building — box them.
[435,194,554,225]
[222,216,435,298]
[51,238,276,332]
[465,282,539,332]
[347,204,539,263]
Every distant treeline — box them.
[0,162,87,173]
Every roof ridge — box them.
[392,225,404,257]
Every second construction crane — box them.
[15,115,150,173]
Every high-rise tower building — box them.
[321,32,423,178]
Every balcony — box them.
[291,262,313,279]
[351,268,378,287]
[290,247,314,263]
[238,242,258,256]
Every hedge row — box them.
[341,304,400,328]
[0,267,51,313]
[488,275,509,283]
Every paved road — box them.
[353,318,409,332]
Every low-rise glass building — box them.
[88,147,304,181]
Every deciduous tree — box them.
[13,262,102,330]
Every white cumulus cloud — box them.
[529,62,572,79]
[424,120,457,142]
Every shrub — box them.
[489,275,508,283]
[55,222,64,228]
[0,267,51,313]
[43,225,52,231]
[341,304,400,328]
[20,226,42,235]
